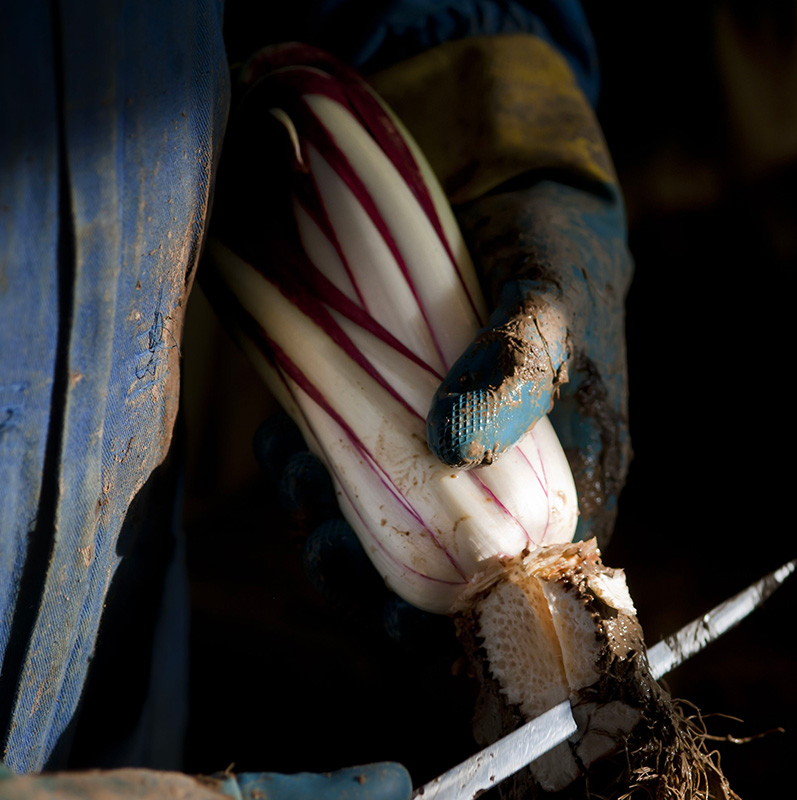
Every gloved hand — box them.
[216,764,412,800]
[251,26,633,618]
[428,178,632,545]
[0,762,412,800]
[253,414,460,659]
[368,34,634,546]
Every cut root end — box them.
[452,539,740,799]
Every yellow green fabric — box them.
[369,33,617,204]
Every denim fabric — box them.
[0,1,60,693]
[0,0,229,773]
[227,0,600,104]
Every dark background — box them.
[181,3,797,797]
[589,3,797,797]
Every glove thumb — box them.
[426,287,568,468]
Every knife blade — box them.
[412,699,576,799]
[412,558,796,800]
[646,558,796,680]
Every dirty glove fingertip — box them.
[232,764,412,800]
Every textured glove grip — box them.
[427,294,568,467]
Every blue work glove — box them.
[427,179,632,545]
[365,34,634,547]
[217,764,412,800]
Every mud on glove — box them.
[369,34,634,546]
